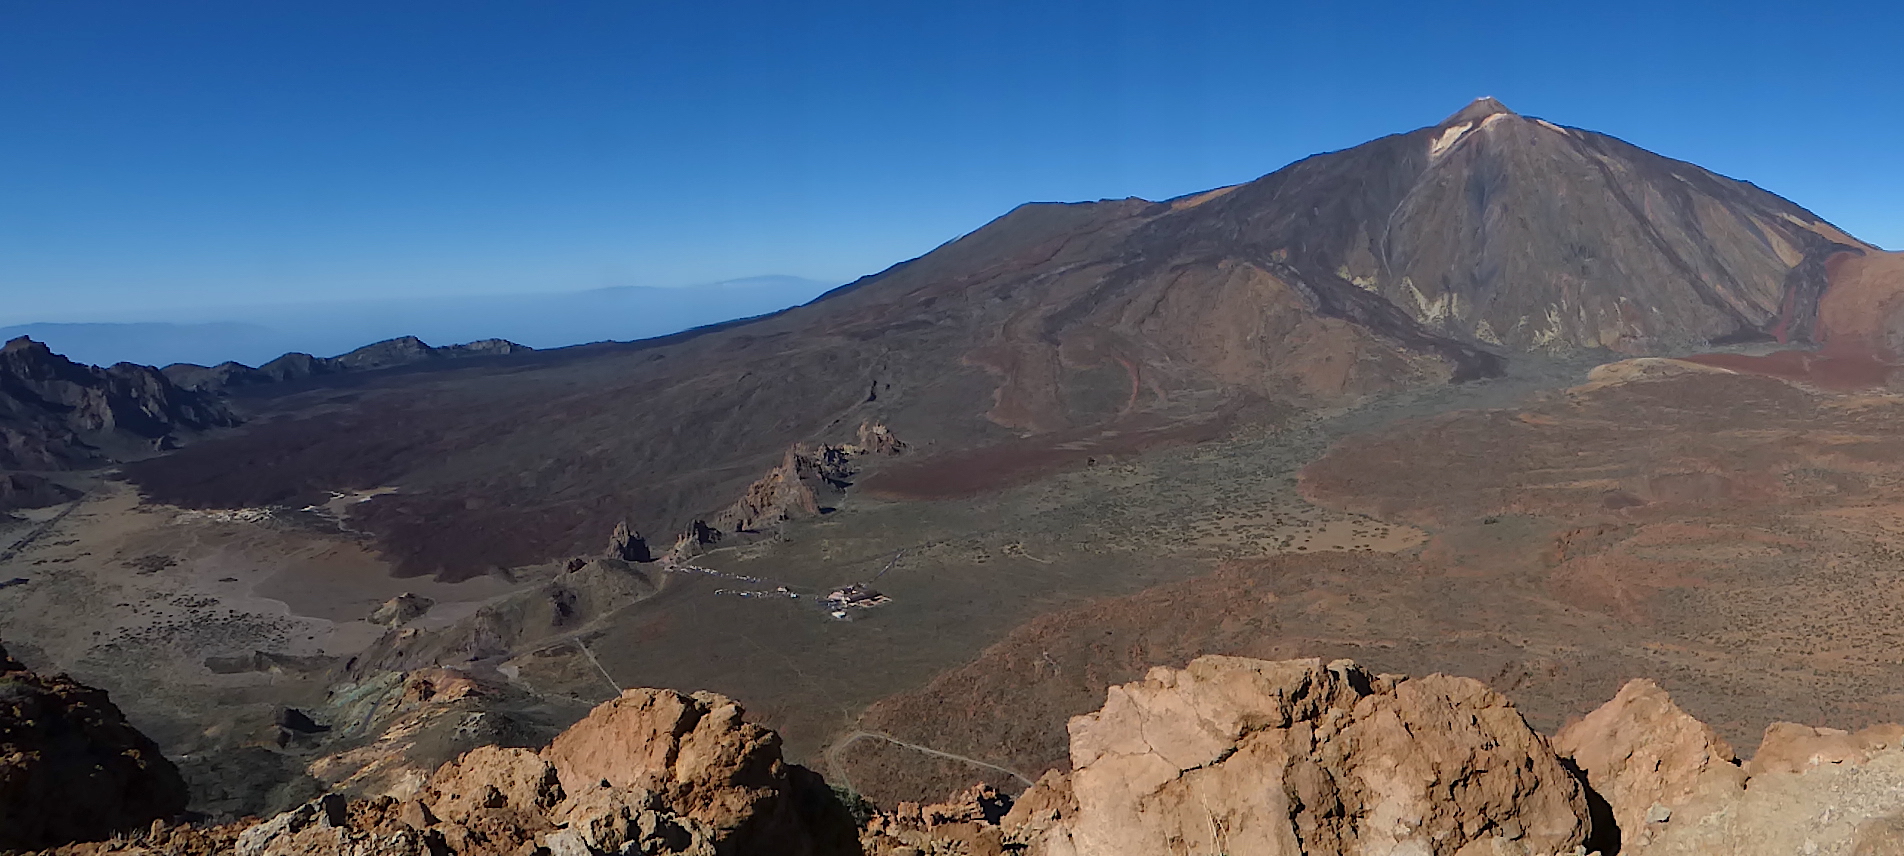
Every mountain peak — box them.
[3,336,50,356]
[1441,96,1516,126]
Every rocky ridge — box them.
[669,421,905,560]
[19,653,1904,855]
[0,337,238,470]
[229,687,858,856]
[160,336,531,394]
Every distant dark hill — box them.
[0,322,282,373]
[124,100,1879,579]
[162,336,532,393]
[0,338,237,470]
[2,276,837,370]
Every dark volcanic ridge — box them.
[0,333,542,474]
[161,335,532,394]
[0,337,238,471]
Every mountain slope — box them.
[1204,97,1870,352]
[123,100,1877,578]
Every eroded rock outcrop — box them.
[233,687,859,856]
[851,421,905,457]
[1014,655,1592,856]
[29,647,1904,856]
[0,641,189,850]
[543,688,847,855]
[1746,721,1904,777]
[606,520,652,563]
[713,443,854,535]
[348,559,661,676]
[1552,678,1747,852]
[304,667,565,803]
[1623,727,1904,856]
[368,592,436,627]
[1547,678,1904,855]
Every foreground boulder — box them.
[1010,656,1593,856]
[233,687,859,856]
[1552,679,1747,852]
[1554,679,1904,855]
[0,642,189,850]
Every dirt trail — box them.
[0,498,82,564]
[825,730,1035,795]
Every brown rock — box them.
[424,746,563,822]
[854,421,906,456]
[542,688,792,845]
[1553,678,1747,850]
[1000,770,1074,838]
[1746,721,1904,776]
[0,641,190,850]
[1856,814,1904,856]
[1023,656,1592,856]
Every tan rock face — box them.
[425,746,564,821]
[1634,746,1904,856]
[1552,678,1747,851]
[1546,677,1904,856]
[233,686,856,856]
[1747,722,1904,777]
[1021,656,1592,856]
[543,688,785,837]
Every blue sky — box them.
[3,0,1900,325]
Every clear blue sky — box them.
[3,0,1899,324]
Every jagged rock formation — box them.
[713,443,854,533]
[1007,656,1591,856]
[161,336,532,393]
[23,656,1904,855]
[0,337,238,470]
[0,641,190,850]
[668,520,726,562]
[861,784,1013,855]
[606,521,652,563]
[16,820,246,856]
[857,659,1904,856]
[1552,679,1746,852]
[851,421,905,457]
[367,593,436,627]
[1556,679,1904,855]
[230,688,859,856]
[302,668,570,804]
[666,442,868,562]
